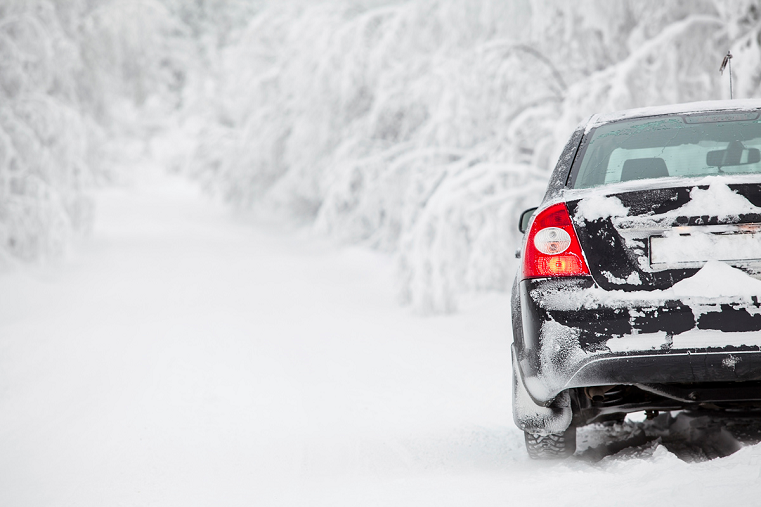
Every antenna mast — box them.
[720,50,733,99]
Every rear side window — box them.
[569,112,761,189]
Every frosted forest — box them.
[4,0,761,313]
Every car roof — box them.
[586,99,761,132]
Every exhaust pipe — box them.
[585,385,618,402]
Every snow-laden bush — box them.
[0,0,97,261]
[0,0,201,262]
[178,0,761,313]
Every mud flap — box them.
[512,350,572,435]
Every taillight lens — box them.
[533,228,571,254]
[522,203,590,279]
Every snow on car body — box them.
[511,100,761,458]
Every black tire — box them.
[524,426,577,459]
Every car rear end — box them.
[512,102,761,455]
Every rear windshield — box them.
[569,111,761,189]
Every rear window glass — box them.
[569,111,761,189]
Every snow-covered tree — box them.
[9,0,761,314]
[0,0,212,262]
[173,0,761,313]
[0,0,96,261]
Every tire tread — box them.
[524,427,576,459]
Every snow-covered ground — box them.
[2,169,761,507]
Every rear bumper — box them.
[514,277,761,403]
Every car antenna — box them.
[719,50,733,99]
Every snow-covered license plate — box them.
[650,232,761,265]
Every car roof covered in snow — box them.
[586,99,761,132]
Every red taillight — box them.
[522,202,590,279]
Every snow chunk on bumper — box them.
[607,332,669,353]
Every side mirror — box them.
[518,207,538,233]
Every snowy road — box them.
[2,172,761,506]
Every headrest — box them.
[620,157,669,182]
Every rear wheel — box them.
[524,426,577,459]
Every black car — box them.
[511,100,761,459]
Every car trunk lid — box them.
[565,180,761,291]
